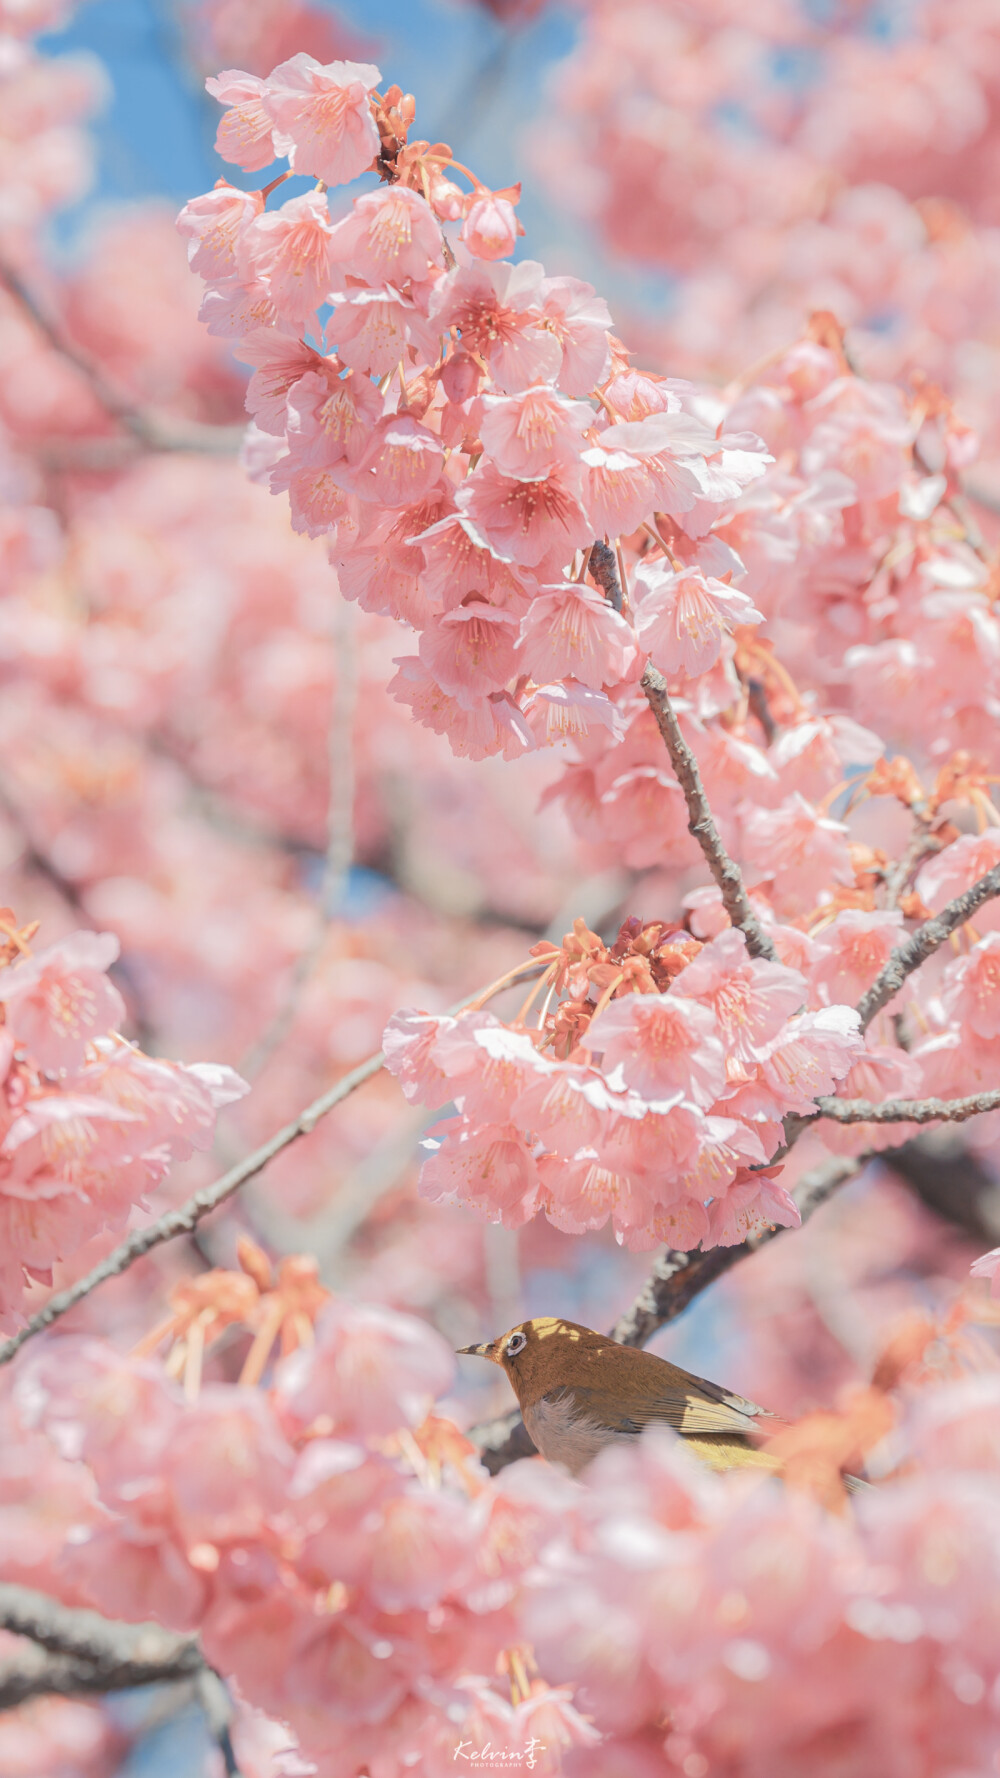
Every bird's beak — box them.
[457,1340,500,1363]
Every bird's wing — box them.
[564,1373,780,1440]
[666,1365,782,1439]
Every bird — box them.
[459,1315,796,1481]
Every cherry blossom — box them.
[260,55,382,187]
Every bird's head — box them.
[458,1316,610,1408]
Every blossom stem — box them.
[513,960,558,1025]
[640,661,779,963]
[588,970,626,1022]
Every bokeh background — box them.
[5,1,1000,1770]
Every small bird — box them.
[459,1315,783,1479]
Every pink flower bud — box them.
[440,350,482,403]
[461,192,522,261]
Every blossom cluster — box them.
[523,1375,1000,1777]
[178,53,772,779]
[538,0,1000,463]
[0,915,245,1324]
[10,1273,1000,1778]
[10,1283,594,1778]
[386,914,869,1249]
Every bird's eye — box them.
[506,1331,527,1358]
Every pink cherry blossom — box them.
[176,182,263,281]
[941,932,1000,1041]
[429,260,562,393]
[705,1166,801,1245]
[419,1116,544,1225]
[740,794,854,916]
[808,908,903,1007]
[205,70,286,172]
[329,284,435,378]
[243,190,337,322]
[633,562,763,679]
[677,927,805,1064]
[455,460,592,568]
[916,829,1000,934]
[352,412,444,508]
[538,274,614,396]
[261,55,382,187]
[285,366,383,467]
[584,992,725,1107]
[418,603,519,696]
[274,1299,456,1440]
[515,582,637,690]
[478,385,592,480]
[759,1004,863,1114]
[523,680,626,749]
[235,331,329,434]
[0,931,124,1072]
[326,184,443,286]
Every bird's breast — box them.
[522,1389,626,1476]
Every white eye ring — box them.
[506,1331,528,1358]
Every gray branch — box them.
[640,663,778,962]
[858,861,1000,1030]
[815,1088,1000,1125]
[0,1585,202,1709]
[0,1048,387,1367]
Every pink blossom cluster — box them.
[0,922,245,1324]
[385,916,872,1249]
[178,57,774,776]
[12,1286,1000,1777]
[11,1305,594,1778]
[520,1380,1000,1777]
[538,0,1000,469]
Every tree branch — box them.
[0,1049,386,1368]
[0,1584,198,1671]
[815,1088,1000,1125]
[0,259,243,458]
[884,1134,1000,1244]
[0,1585,202,1708]
[588,540,623,612]
[858,861,1000,1030]
[0,972,545,1368]
[640,662,778,962]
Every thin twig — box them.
[881,823,940,908]
[858,860,1000,1030]
[0,259,243,457]
[640,662,778,962]
[240,601,358,1078]
[0,973,542,1367]
[0,1050,385,1367]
